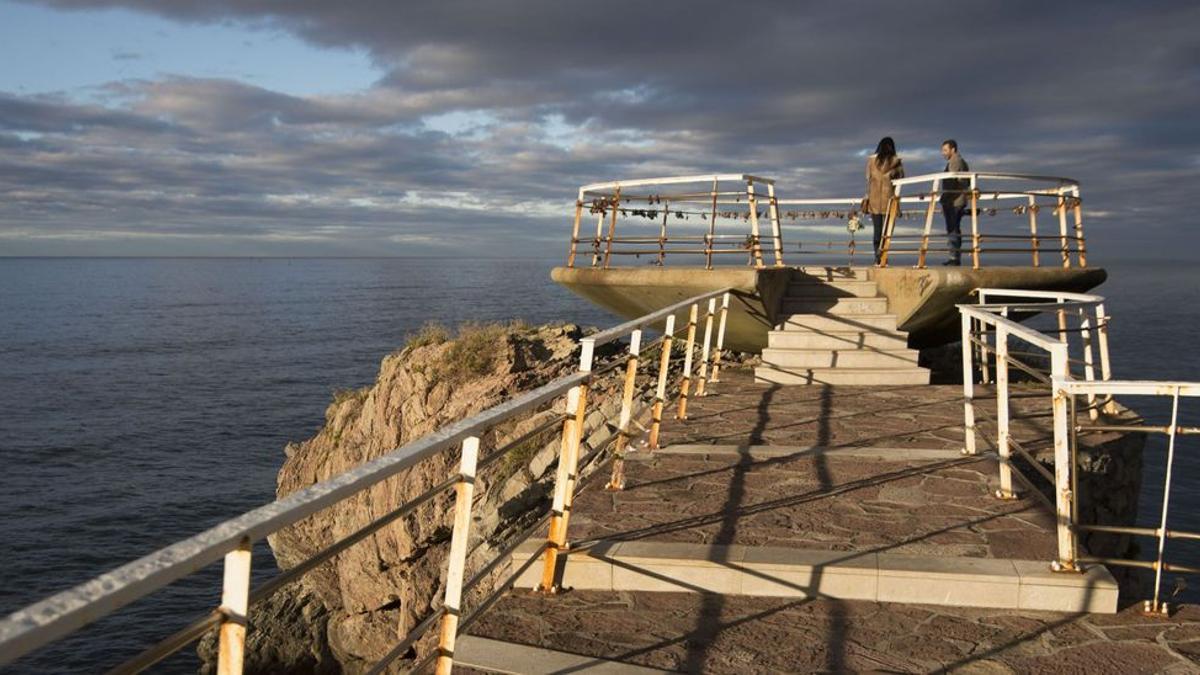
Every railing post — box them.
[1148,388,1182,614]
[566,200,584,268]
[747,180,765,268]
[706,177,717,270]
[591,211,605,268]
[435,436,480,675]
[1071,186,1086,268]
[1027,194,1040,267]
[676,303,699,419]
[767,183,785,267]
[1056,296,1069,345]
[658,203,669,266]
[695,298,716,397]
[539,340,592,592]
[995,326,1015,499]
[1057,191,1070,268]
[649,315,675,449]
[1096,302,1117,414]
[606,329,641,491]
[918,180,939,269]
[969,176,981,269]
[960,312,977,456]
[603,188,620,269]
[1050,346,1078,571]
[216,539,252,675]
[1079,307,1099,420]
[976,316,990,385]
[710,292,730,383]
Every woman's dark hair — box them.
[875,137,897,166]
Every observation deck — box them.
[553,172,1106,351]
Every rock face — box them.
[200,322,628,673]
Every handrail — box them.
[564,171,1088,270]
[568,174,783,270]
[578,173,774,198]
[586,287,733,346]
[0,287,738,673]
[882,171,1085,269]
[892,171,1078,188]
[959,287,1199,614]
[0,373,586,665]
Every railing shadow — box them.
[681,383,777,672]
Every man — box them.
[940,139,969,265]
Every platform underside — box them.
[552,265,1106,351]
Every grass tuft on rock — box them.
[434,322,508,384]
[405,321,451,349]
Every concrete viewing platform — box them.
[449,366,1200,673]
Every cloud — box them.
[2,0,1199,255]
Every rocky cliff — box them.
[199,322,630,673]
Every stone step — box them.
[761,347,920,369]
[786,279,878,298]
[767,330,909,350]
[782,297,890,315]
[779,314,899,332]
[511,541,1117,613]
[754,364,930,385]
[795,266,871,281]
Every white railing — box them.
[568,174,784,270]
[960,288,1199,613]
[885,172,1084,269]
[0,288,735,673]
[563,171,1087,270]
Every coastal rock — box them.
[199,321,625,673]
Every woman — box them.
[864,136,905,264]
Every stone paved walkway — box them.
[570,451,1056,559]
[461,367,1152,673]
[565,367,1058,559]
[656,369,1053,452]
[471,591,1200,673]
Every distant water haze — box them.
[0,257,1197,672]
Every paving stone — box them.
[468,593,1200,674]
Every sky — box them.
[0,0,1197,258]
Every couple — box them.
[864,137,969,266]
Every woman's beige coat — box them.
[865,155,905,215]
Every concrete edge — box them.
[630,444,962,461]
[455,635,671,674]
[511,541,1118,613]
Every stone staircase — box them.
[754,266,931,385]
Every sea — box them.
[0,256,1197,673]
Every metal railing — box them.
[562,172,1086,270]
[568,174,784,270]
[960,288,1198,613]
[0,289,735,673]
[885,172,1085,269]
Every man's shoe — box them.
[942,259,961,266]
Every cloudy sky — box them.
[1,0,1197,257]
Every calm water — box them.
[0,257,1197,672]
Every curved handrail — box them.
[892,171,1078,188]
[564,171,1088,270]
